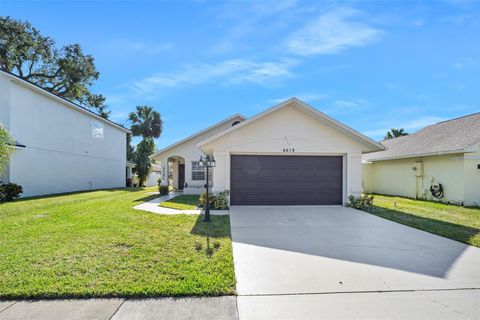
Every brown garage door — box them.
[230,155,343,205]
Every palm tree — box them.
[129,105,163,139]
[385,128,408,140]
[128,106,163,186]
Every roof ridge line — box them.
[428,111,480,127]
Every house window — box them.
[192,162,213,182]
[192,161,205,180]
[92,120,104,140]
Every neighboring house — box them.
[145,163,162,187]
[0,69,130,197]
[150,98,383,205]
[362,113,480,206]
[125,162,161,187]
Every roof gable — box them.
[150,113,246,158]
[198,98,384,151]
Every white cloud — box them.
[410,18,425,27]
[130,58,297,96]
[285,7,382,56]
[323,98,368,114]
[211,0,299,55]
[452,57,477,70]
[334,99,366,108]
[362,116,446,138]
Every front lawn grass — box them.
[0,188,235,299]
[364,194,480,247]
[159,195,200,210]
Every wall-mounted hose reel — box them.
[430,183,444,199]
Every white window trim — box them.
[91,120,104,140]
[191,161,205,181]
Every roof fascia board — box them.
[292,99,384,150]
[1,70,130,133]
[367,148,469,162]
[197,98,384,151]
[150,113,246,159]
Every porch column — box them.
[160,158,169,187]
[171,160,179,190]
[212,151,226,193]
[347,153,362,199]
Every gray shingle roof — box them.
[364,112,480,161]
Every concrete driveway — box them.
[230,206,480,319]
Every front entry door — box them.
[178,164,185,190]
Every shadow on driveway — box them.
[229,206,480,279]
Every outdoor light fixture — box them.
[199,155,215,222]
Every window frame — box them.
[91,120,104,140]
[191,161,205,181]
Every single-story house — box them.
[0,69,130,197]
[150,98,384,205]
[126,161,161,187]
[362,113,480,206]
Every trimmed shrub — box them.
[213,190,230,210]
[199,190,230,210]
[159,185,169,195]
[345,194,374,209]
[0,182,23,202]
[199,192,216,208]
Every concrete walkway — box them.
[0,297,238,320]
[133,191,229,215]
[230,206,480,319]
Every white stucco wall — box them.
[463,148,480,206]
[362,153,475,205]
[145,171,161,187]
[1,74,127,197]
[150,115,244,192]
[201,105,370,201]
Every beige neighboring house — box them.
[362,113,480,206]
[150,98,383,205]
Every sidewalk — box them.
[133,192,229,215]
[0,296,238,320]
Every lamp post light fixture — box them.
[199,155,216,222]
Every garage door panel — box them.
[230,155,343,205]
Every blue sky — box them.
[2,1,479,149]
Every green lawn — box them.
[0,188,235,299]
[364,194,480,247]
[159,195,200,210]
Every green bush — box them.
[345,194,374,209]
[159,185,169,195]
[0,182,23,202]
[199,190,230,210]
[199,192,216,208]
[213,190,230,210]
[0,127,15,175]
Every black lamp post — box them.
[199,155,216,222]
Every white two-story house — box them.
[0,69,130,197]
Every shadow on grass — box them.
[190,215,231,238]
[3,187,149,204]
[132,194,163,203]
[365,205,480,247]
[190,215,231,257]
